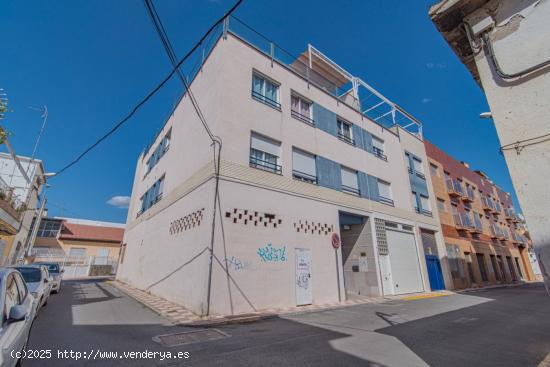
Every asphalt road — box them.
[24,279,550,366]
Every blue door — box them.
[425,255,445,291]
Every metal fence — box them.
[31,249,119,279]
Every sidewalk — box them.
[110,280,452,326]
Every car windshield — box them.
[16,267,42,283]
[37,263,59,273]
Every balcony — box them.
[471,215,483,233]
[337,132,355,146]
[505,208,521,223]
[372,146,388,161]
[490,224,505,240]
[462,186,475,202]
[494,201,502,214]
[342,184,360,196]
[292,170,317,184]
[454,213,474,230]
[0,178,24,235]
[482,196,496,212]
[446,179,464,197]
[249,155,282,175]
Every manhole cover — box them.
[153,329,229,347]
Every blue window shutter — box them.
[316,156,342,191]
[358,172,369,198]
[352,124,364,149]
[313,103,337,137]
[363,129,373,153]
[367,174,379,201]
[410,173,429,197]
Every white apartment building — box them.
[117,19,450,316]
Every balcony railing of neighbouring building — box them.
[453,213,474,230]
[482,196,496,212]
[462,186,475,202]
[446,179,464,197]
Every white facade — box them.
[117,29,449,316]
[430,0,550,284]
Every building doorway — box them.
[420,229,445,291]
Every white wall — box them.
[465,0,550,281]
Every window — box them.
[292,148,317,184]
[377,180,394,206]
[69,247,87,258]
[337,118,354,145]
[341,167,359,195]
[413,157,424,175]
[291,94,313,125]
[145,129,171,177]
[372,136,387,160]
[14,273,27,302]
[139,176,165,216]
[419,195,432,216]
[252,72,280,109]
[437,198,446,212]
[4,275,20,323]
[249,133,281,174]
[430,163,439,177]
[36,218,62,238]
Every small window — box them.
[139,175,165,216]
[378,180,394,206]
[144,129,171,177]
[291,94,313,125]
[437,198,446,212]
[337,118,354,145]
[252,72,280,109]
[292,148,317,184]
[249,133,281,174]
[372,136,387,161]
[420,195,432,216]
[341,167,359,195]
[411,192,418,210]
[430,163,439,177]
[413,157,424,174]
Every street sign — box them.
[331,233,341,249]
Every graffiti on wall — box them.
[257,244,287,262]
[225,256,251,271]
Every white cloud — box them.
[107,196,130,209]
[422,98,432,104]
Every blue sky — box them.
[0,0,516,223]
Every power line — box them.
[52,0,242,178]
[143,0,229,317]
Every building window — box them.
[411,192,419,209]
[377,180,394,206]
[139,176,165,216]
[437,198,446,212]
[249,133,281,174]
[430,163,439,177]
[144,129,171,177]
[372,136,387,161]
[252,72,280,109]
[292,148,317,184]
[419,195,432,216]
[36,218,62,238]
[291,94,313,125]
[341,167,359,195]
[412,157,425,177]
[337,118,354,145]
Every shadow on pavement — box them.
[377,283,550,367]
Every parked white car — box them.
[33,262,63,293]
[0,267,36,367]
[11,265,52,313]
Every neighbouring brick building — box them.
[425,141,541,289]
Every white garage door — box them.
[386,229,423,295]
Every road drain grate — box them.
[153,329,229,347]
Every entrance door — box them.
[425,255,445,291]
[295,248,312,306]
[379,255,393,295]
[386,230,424,295]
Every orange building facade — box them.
[425,141,541,289]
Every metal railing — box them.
[490,224,505,239]
[464,186,475,201]
[337,132,355,146]
[415,207,432,216]
[482,196,496,211]
[342,185,360,196]
[454,213,474,230]
[291,109,315,126]
[292,170,317,184]
[251,90,281,110]
[446,178,464,196]
[249,155,282,174]
[226,16,423,138]
[378,195,394,206]
[408,167,425,180]
[372,146,388,161]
